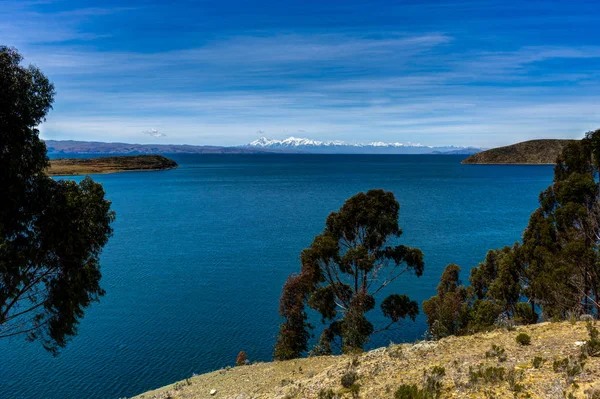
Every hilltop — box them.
[132,321,600,399]
[461,139,577,164]
[47,155,178,176]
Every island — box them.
[461,139,577,164]
[47,155,178,176]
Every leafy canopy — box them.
[0,46,114,354]
[274,189,424,359]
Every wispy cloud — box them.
[6,0,600,147]
[143,128,167,138]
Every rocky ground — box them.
[131,321,600,399]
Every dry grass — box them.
[131,321,600,399]
[462,139,577,164]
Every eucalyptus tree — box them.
[274,189,424,359]
[521,131,600,317]
[0,46,114,354]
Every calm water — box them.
[1,154,554,399]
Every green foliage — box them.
[516,333,531,346]
[553,355,584,384]
[394,384,426,399]
[394,366,445,399]
[422,366,445,398]
[506,368,525,392]
[522,131,600,318]
[582,320,600,357]
[468,364,506,384]
[341,371,358,388]
[422,264,471,339]
[0,46,114,354]
[532,356,544,369]
[485,345,507,362]
[318,389,337,399]
[426,128,600,336]
[514,303,538,325]
[275,190,424,357]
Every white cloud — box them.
[144,128,167,138]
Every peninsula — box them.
[47,155,178,176]
[461,139,577,164]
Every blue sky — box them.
[3,0,600,147]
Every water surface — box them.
[1,154,554,399]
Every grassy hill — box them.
[47,155,178,176]
[132,321,600,399]
[461,139,577,164]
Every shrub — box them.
[583,321,600,357]
[348,383,360,398]
[341,371,358,388]
[553,355,584,384]
[532,356,544,369]
[469,364,506,385]
[423,366,445,398]
[236,350,248,366]
[485,344,507,362]
[507,368,524,392]
[394,384,427,399]
[318,389,337,399]
[516,333,531,346]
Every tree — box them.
[422,264,470,339]
[424,245,535,339]
[522,131,600,318]
[274,189,424,359]
[0,46,115,354]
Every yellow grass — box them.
[131,321,600,399]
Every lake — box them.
[0,154,554,399]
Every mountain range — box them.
[44,138,483,155]
[246,137,482,154]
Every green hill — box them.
[461,139,577,164]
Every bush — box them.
[507,368,524,392]
[236,350,248,366]
[553,355,584,384]
[485,344,507,362]
[583,321,600,357]
[423,366,445,398]
[469,364,505,385]
[394,384,427,399]
[516,333,531,346]
[341,371,358,388]
[318,389,336,399]
[532,356,544,369]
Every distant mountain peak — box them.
[246,136,428,149]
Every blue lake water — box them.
[1,154,554,399]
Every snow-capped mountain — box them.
[246,137,481,154]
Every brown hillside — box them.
[47,155,178,176]
[132,321,600,399]
[462,139,577,164]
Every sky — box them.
[2,0,600,147]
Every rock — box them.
[210,389,217,395]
